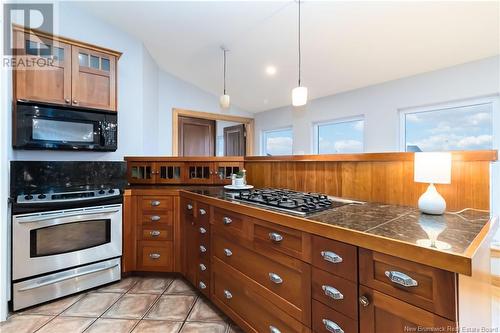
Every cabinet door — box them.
[71,46,116,111]
[213,162,243,184]
[181,199,198,286]
[359,286,456,333]
[128,162,156,184]
[156,163,184,184]
[185,163,214,184]
[14,31,71,105]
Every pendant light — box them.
[219,46,230,109]
[292,0,307,107]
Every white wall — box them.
[142,47,160,155]
[254,56,500,155]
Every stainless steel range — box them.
[232,188,350,216]
[10,161,126,310]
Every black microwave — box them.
[13,101,117,151]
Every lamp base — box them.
[416,239,452,250]
[418,183,446,215]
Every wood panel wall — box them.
[244,151,495,211]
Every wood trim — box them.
[172,108,254,156]
[12,24,122,58]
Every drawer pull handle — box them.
[223,248,233,257]
[200,245,207,253]
[322,319,344,333]
[150,215,161,222]
[359,295,370,307]
[199,227,207,234]
[199,263,207,271]
[322,285,344,300]
[224,289,233,299]
[199,208,207,215]
[150,230,161,237]
[187,204,193,210]
[223,216,232,225]
[199,281,207,289]
[385,270,418,287]
[149,253,161,259]
[151,200,161,207]
[269,273,283,284]
[321,251,343,264]
[269,326,281,333]
[268,232,283,242]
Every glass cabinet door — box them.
[185,163,214,184]
[156,163,184,184]
[128,162,156,184]
[214,162,243,184]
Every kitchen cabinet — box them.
[13,26,120,111]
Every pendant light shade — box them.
[292,0,307,107]
[220,47,230,109]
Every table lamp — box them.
[414,152,451,215]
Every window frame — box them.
[312,115,365,154]
[399,96,499,152]
[260,126,294,156]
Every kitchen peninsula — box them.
[123,151,498,333]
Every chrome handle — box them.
[359,296,370,307]
[223,216,232,225]
[199,208,206,215]
[321,250,343,264]
[64,98,70,104]
[268,232,283,242]
[224,290,233,299]
[200,245,207,253]
[322,319,344,333]
[72,99,78,104]
[269,273,283,284]
[151,200,161,207]
[150,230,161,237]
[385,271,418,287]
[149,253,161,259]
[199,227,207,234]
[224,248,233,257]
[269,326,281,333]
[150,215,160,222]
[199,281,206,289]
[187,204,193,210]
[322,285,344,300]
[15,206,121,224]
[199,263,207,271]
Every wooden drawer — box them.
[253,221,310,261]
[141,212,172,225]
[181,198,195,219]
[140,196,173,211]
[212,208,249,241]
[140,226,173,241]
[197,259,210,297]
[312,267,357,320]
[137,241,173,271]
[197,202,210,225]
[312,235,357,282]
[213,234,311,325]
[359,249,456,320]
[212,257,310,333]
[312,299,357,333]
[359,286,456,333]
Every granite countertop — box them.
[182,186,492,258]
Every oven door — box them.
[12,204,122,280]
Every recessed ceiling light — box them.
[265,65,277,76]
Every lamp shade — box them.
[292,86,308,106]
[414,152,451,184]
[219,94,230,109]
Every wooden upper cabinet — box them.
[71,46,116,111]
[13,30,72,105]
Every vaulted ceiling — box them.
[77,1,500,112]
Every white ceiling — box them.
[77,1,500,112]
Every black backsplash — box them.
[10,161,127,196]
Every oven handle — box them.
[16,206,121,224]
[18,263,120,292]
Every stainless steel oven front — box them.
[13,203,122,280]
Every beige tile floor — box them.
[0,276,243,333]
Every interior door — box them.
[223,124,246,156]
[178,117,215,156]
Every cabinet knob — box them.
[199,208,206,215]
[199,227,207,234]
[150,215,161,222]
[150,200,161,207]
[223,290,233,299]
[268,272,283,284]
[149,253,161,259]
[359,295,370,307]
[64,98,70,104]
[269,326,281,333]
[72,99,78,104]
[199,263,207,271]
[199,281,207,290]
[322,319,344,333]
[321,250,343,264]
[223,216,232,225]
[223,248,233,257]
[384,271,418,287]
[199,245,207,253]
[187,204,193,210]
[268,232,283,242]
[150,230,161,237]
[322,285,344,300]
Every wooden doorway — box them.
[172,108,254,156]
[224,124,246,156]
[178,116,215,156]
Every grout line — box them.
[178,294,200,332]
[364,211,413,232]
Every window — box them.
[261,128,293,156]
[314,117,364,154]
[401,99,495,152]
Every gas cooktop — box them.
[231,188,349,216]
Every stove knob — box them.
[24,195,33,200]
[98,190,106,195]
[108,189,115,194]
[38,194,46,199]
